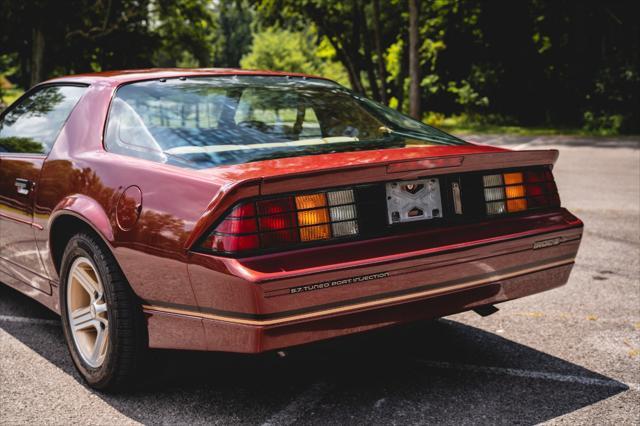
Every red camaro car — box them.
[0,69,582,390]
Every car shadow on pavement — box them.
[0,284,628,425]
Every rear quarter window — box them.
[0,85,86,154]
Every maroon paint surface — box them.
[0,69,583,353]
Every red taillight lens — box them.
[260,229,299,247]
[201,189,359,254]
[228,203,256,218]
[483,167,560,216]
[215,217,258,234]
[259,213,296,231]
[257,197,295,215]
[204,234,260,252]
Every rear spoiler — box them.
[260,149,559,195]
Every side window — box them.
[0,85,86,154]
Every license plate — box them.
[386,178,443,224]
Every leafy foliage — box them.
[0,0,638,133]
[211,0,254,67]
[241,28,320,73]
[240,27,349,85]
[152,0,217,67]
[0,137,44,154]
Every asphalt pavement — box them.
[1,134,639,425]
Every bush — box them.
[240,27,349,85]
[424,112,446,127]
[582,111,625,136]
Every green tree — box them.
[1,0,638,133]
[211,0,254,67]
[0,0,157,87]
[252,0,405,101]
[240,27,349,85]
[151,0,217,67]
[240,28,315,73]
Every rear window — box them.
[104,76,466,169]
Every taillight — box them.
[201,189,359,254]
[482,167,560,216]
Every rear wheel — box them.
[59,232,147,390]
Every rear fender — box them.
[49,194,115,247]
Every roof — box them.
[43,68,333,87]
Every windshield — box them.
[104,76,466,169]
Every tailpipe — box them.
[473,304,499,317]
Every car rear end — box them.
[144,147,582,353]
[102,73,581,353]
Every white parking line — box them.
[416,359,640,391]
[0,314,60,326]
[261,381,330,426]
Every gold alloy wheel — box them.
[66,257,109,368]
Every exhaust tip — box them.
[473,304,499,317]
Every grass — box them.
[438,122,588,137]
[428,113,630,137]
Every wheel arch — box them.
[49,195,116,277]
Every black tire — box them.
[59,232,147,391]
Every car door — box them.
[0,84,86,293]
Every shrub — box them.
[582,111,625,135]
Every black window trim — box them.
[0,82,90,157]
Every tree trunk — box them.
[408,0,421,119]
[30,26,45,87]
[373,0,388,104]
[358,1,381,102]
[327,36,366,95]
[396,36,409,113]
[303,3,367,95]
[349,1,370,98]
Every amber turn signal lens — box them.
[295,193,327,210]
[299,224,331,241]
[505,184,525,199]
[504,172,526,212]
[298,208,331,241]
[297,207,330,227]
[296,193,332,241]
[507,198,528,212]
[503,172,523,185]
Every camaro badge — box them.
[289,272,391,294]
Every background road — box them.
[1,135,639,425]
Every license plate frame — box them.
[386,178,443,224]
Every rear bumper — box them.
[143,209,582,353]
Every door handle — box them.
[15,178,35,195]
